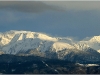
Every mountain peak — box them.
[89,36,100,43]
[0,30,59,46]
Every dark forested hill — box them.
[0,54,100,74]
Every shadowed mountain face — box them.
[0,30,100,63]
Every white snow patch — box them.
[52,42,75,52]
[97,50,100,53]
[86,64,99,67]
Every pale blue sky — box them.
[0,1,100,39]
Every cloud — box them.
[1,1,100,13]
[44,1,100,11]
[0,1,61,13]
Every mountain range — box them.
[0,30,100,63]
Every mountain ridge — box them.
[0,30,100,62]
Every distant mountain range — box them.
[0,30,100,63]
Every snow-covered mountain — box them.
[0,30,75,54]
[0,30,100,62]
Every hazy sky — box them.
[0,1,100,39]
